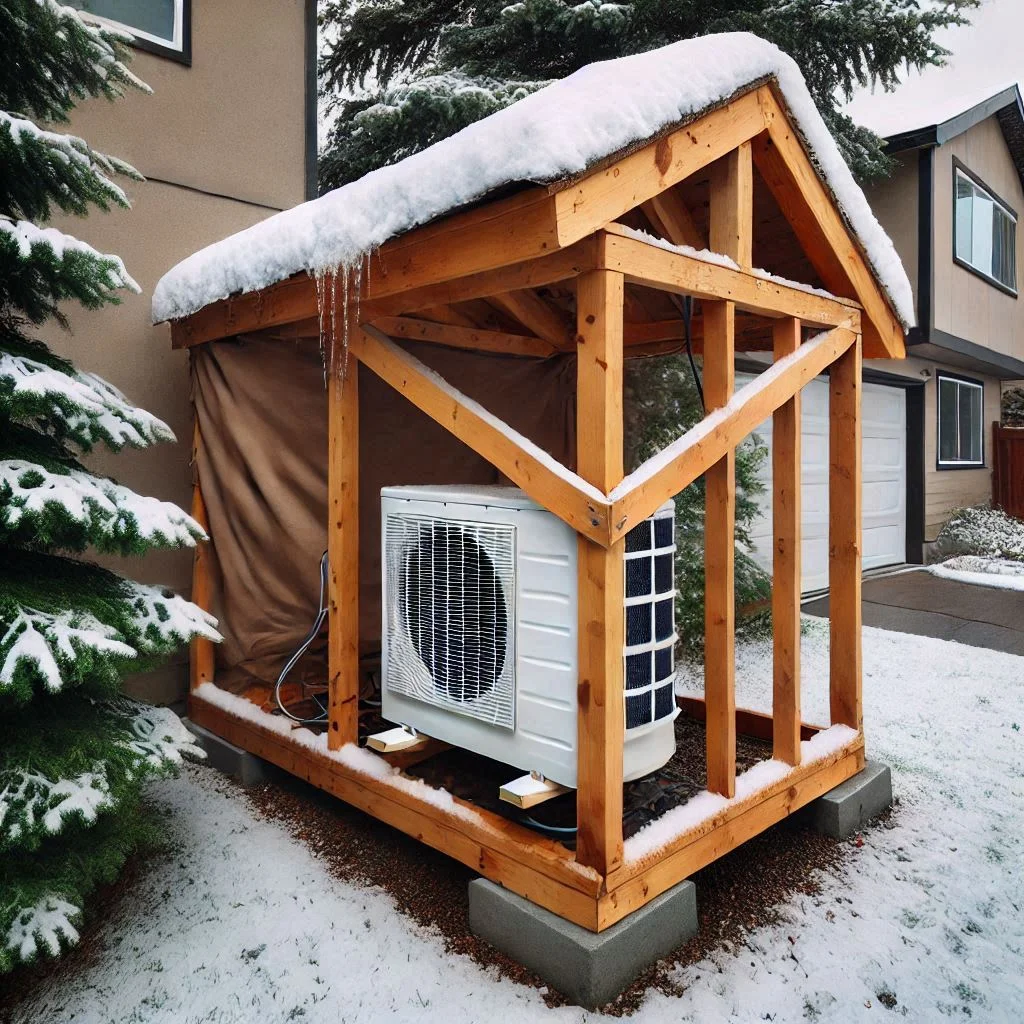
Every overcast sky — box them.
[845,0,1024,136]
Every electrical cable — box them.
[682,294,704,411]
[274,551,330,724]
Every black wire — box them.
[682,295,704,411]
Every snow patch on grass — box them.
[930,555,1024,592]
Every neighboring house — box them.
[46,1,317,701]
[744,87,1024,591]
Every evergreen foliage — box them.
[1,1,217,973]
[1001,386,1024,427]
[319,0,978,191]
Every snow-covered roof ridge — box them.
[152,32,914,330]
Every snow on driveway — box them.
[8,620,1024,1023]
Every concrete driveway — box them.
[803,568,1024,656]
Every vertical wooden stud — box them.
[328,356,360,750]
[189,419,215,692]
[829,334,863,730]
[772,317,802,765]
[701,139,751,799]
[575,268,625,876]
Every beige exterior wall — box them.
[933,116,1024,362]
[861,154,920,315]
[40,1,309,703]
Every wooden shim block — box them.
[370,315,560,358]
[574,269,626,877]
[366,726,430,754]
[676,695,823,743]
[609,326,856,539]
[499,774,571,809]
[378,737,451,772]
[552,89,768,247]
[599,742,865,927]
[188,695,604,928]
[829,334,863,730]
[752,86,905,360]
[349,324,612,545]
[600,225,860,327]
[703,299,737,800]
[189,420,215,692]
[327,365,360,750]
[490,288,574,348]
[772,318,802,766]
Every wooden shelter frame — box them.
[178,83,902,931]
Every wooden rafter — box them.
[490,289,574,348]
[640,188,703,249]
[370,315,561,358]
[349,325,611,545]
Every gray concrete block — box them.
[468,877,697,1008]
[808,760,893,839]
[182,718,278,787]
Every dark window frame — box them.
[74,1,192,66]
[935,369,986,470]
[952,157,1018,298]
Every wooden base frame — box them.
[189,687,863,932]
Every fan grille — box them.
[384,512,516,729]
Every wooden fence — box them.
[992,424,1024,519]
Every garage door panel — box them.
[736,373,906,592]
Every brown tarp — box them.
[192,334,577,692]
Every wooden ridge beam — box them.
[600,224,860,327]
[607,325,857,541]
[350,324,611,544]
[752,86,905,359]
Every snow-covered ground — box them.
[8,619,1024,1023]
[930,555,1024,592]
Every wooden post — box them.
[575,268,626,876]
[828,334,863,731]
[327,357,360,750]
[772,317,802,765]
[189,419,215,691]
[702,141,751,798]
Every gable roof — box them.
[152,32,913,335]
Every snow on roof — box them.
[152,32,914,329]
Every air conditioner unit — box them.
[381,485,678,789]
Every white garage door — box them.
[736,374,906,594]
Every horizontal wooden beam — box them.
[189,694,605,930]
[371,315,560,358]
[608,325,857,540]
[350,324,612,544]
[600,225,861,327]
[675,695,824,743]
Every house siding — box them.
[38,0,310,703]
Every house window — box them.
[937,373,984,468]
[954,165,1017,294]
[68,1,190,63]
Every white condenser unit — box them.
[381,485,678,789]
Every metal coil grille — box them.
[384,512,516,730]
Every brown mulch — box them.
[246,756,864,1015]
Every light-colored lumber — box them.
[490,288,574,348]
[370,315,559,358]
[702,300,737,800]
[599,740,865,926]
[349,324,612,545]
[608,325,856,540]
[600,224,860,327]
[189,420,215,692]
[499,773,570,809]
[641,188,703,248]
[188,695,605,928]
[552,90,768,246]
[771,317,802,765]
[574,268,626,876]
[752,85,905,360]
[327,363,360,750]
[366,725,431,754]
[829,333,863,730]
[709,141,753,268]
[419,304,481,328]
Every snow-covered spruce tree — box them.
[0,1,219,973]
[319,0,979,191]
